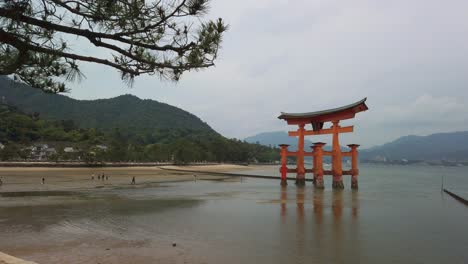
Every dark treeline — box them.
[0,104,279,163]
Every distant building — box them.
[30,144,47,160]
[372,155,387,162]
[29,144,56,160]
[63,147,77,153]
[32,144,48,151]
[95,145,108,151]
[46,148,56,155]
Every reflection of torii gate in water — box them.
[278,98,368,189]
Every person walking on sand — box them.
[41,177,45,184]
[131,176,136,185]
[0,177,3,186]
[98,174,101,180]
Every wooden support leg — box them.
[313,142,326,189]
[296,175,306,186]
[351,174,358,189]
[279,144,289,186]
[311,146,317,187]
[348,144,360,189]
[332,175,344,189]
[332,121,344,189]
[315,176,324,189]
[296,124,306,186]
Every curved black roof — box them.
[278,98,368,120]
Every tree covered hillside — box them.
[0,76,214,133]
[0,103,278,163]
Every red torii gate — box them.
[278,98,368,189]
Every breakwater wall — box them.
[443,189,468,206]
[158,167,314,182]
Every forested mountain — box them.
[0,103,278,163]
[0,76,214,133]
[0,77,278,163]
[360,131,468,161]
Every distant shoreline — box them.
[0,161,278,168]
[0,161,179,168]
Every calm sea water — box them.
[0,164,467,263]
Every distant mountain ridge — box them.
[244,131,313,150]
[246,130,468,161]
[0,76,215,133]
[360,131,468,161]
[244,131,348,152]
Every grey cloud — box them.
[67,0,468,147]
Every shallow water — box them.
[0,164,468,263]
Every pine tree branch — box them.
[0,49,28,75]
[0,28,141,75]
[0,29,214,75]
[0,7,191,53]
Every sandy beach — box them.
[0,164,251,194]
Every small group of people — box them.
[92,173,109,181]
[91,173,136,185]
[0,174,138,187]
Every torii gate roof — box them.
[278,98,368,127]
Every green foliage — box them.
[0,76,215,133]
[0,102,279,163]
[0,142,21,161]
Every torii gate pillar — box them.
[296,124,306,186]
[348,144,360,189]
[312,142,326,189]
[279,144,289,186]
[331,120,344,189]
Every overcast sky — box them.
[66,0,468,148]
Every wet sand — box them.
[0,165,251,194]
[0,165,253,263]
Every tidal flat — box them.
[0,164,468,264]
